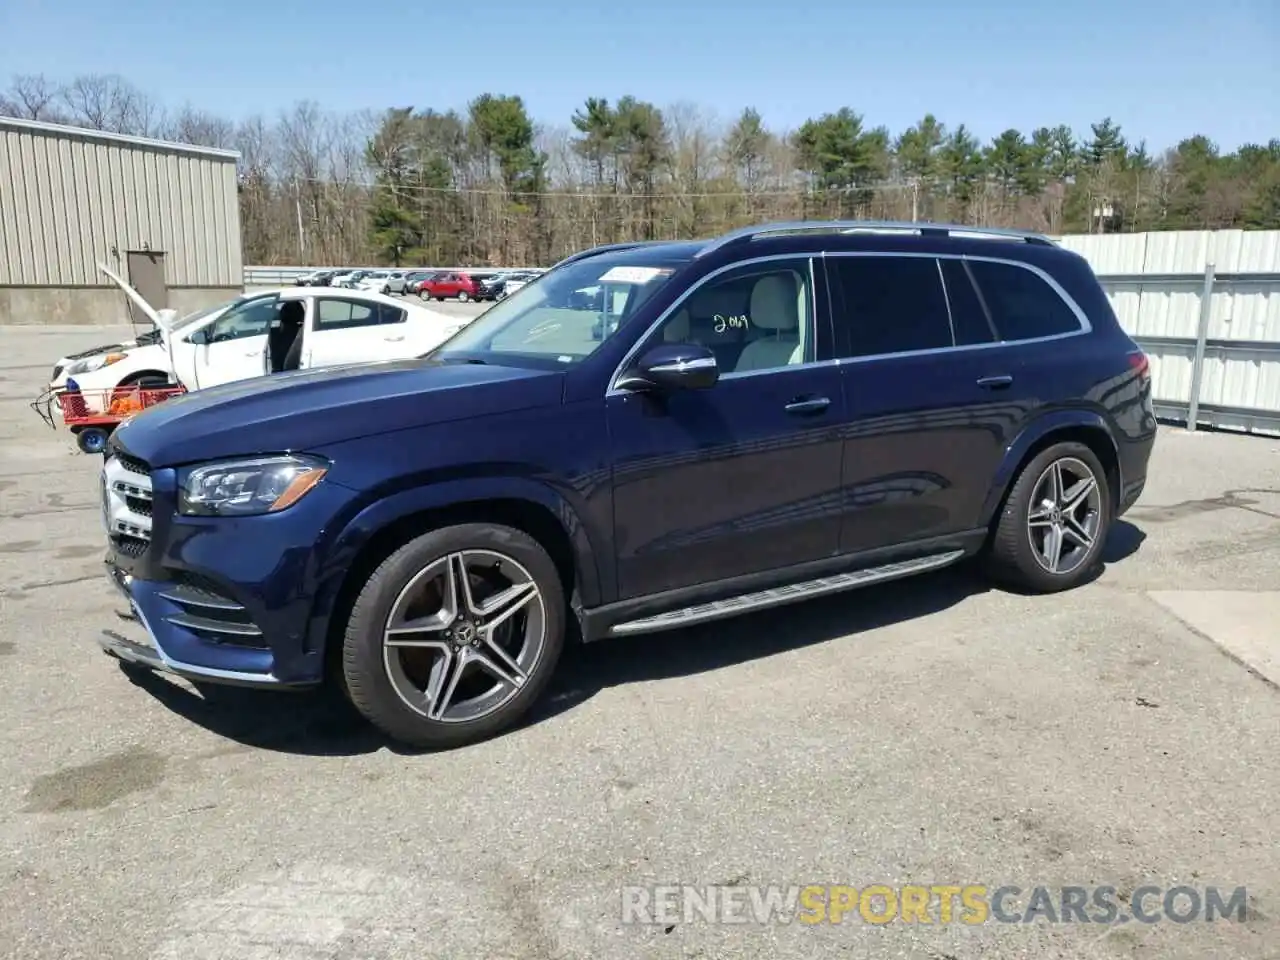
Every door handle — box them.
[243,350,258,357]
[784,396,831,415]
[976,375,1014,389]
[383,335,405,342]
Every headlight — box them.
[179,454,329,517]
[66,352,127,376]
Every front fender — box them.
[306,475,605,653]
[979,408,1121,526]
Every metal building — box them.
[0,116,243,325]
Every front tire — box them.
[985,442,1111,593]
[341,523,566,749]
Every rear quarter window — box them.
[966,259,1083,342]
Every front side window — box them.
[645,259,817,375]
[828,256,952,358]
[966,259,1083,341]
[315,298,405,331]
[205,296,280,342]
[430,254,685,367]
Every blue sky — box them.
[2,0,1277,151]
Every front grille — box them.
[102,453,153,554]
[115,452,149,476]
[159,578,267,648]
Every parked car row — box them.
[295,267,545,301]
[90,219,1156,754]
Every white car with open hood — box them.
[47,264,474,411]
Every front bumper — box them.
[99,559,316,688]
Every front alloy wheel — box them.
[342,524,565,748]
[383,550,546,723]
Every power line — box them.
[269,174,928,201]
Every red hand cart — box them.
[31,383,186,454]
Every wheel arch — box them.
[116,368,172,387]
[311,480,602,678]
[980,411,1122,530]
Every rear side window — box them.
[966,260,1082,341]
[939,259,997,346]
[828,256,952,358]
[315,299,405,331]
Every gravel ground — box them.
[0,324,1277,960]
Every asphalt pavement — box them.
[1,322,1278,960]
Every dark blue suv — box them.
[99,220,1156,748]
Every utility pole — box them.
[294,179,306,260]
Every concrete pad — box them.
[1148,590,1280,686]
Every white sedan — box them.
[46,264,473,411]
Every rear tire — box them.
[456,291,470,302]
[984,441,1111,593]
[341,523,566,749]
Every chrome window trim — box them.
[606,249,1093,394]
[820,250,1091,365]
[606,254,828,396]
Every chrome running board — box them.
[607,550,965,637]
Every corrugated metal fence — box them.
[1059,230,1280,436]
[246,229,1280,436]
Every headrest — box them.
[749,274,798,331]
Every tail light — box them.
[1127,349,1150,383]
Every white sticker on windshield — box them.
[598,266,667,285]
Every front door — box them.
[189,295,280,389]
[826,254,1024,554]
[126,251,167,325]
[607,257,844,600]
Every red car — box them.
[419,271,484,302]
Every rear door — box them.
[827,253,1026,554]
[306,296,411,367]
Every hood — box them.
[98,261,179,332]
[111,359,566,467]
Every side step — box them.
[607,550,965,638]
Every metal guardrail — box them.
[244,265,541,287]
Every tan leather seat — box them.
[735,274,803,372]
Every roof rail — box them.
[695,220,1057,258]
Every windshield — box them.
[170,298,237,330]
[429,254,685,367]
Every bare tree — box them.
[164,106,235,148]
[1,74,66,121]
[60,74,160,135]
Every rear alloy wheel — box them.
[457,290,470,302]
[985,442,1111,592]
[341,524,565,748]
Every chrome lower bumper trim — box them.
[101,560,292,688]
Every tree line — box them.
[4,72,1279,268]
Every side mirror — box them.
[616,343,719,393]
[186,327,208,345]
